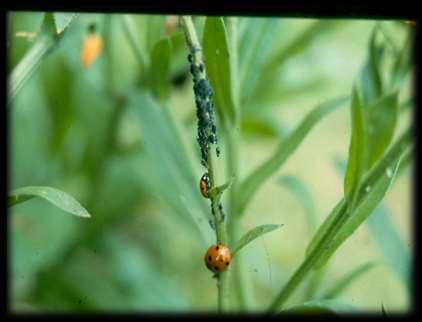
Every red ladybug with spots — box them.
[199,173,211,198]
[204,243,232,273]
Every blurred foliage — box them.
[8,12,413,313]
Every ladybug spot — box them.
[215,246,219,250]
[208,256,212,262]
[226,262,230,266]
[214,266,219,271]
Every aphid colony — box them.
[188,50,220,168]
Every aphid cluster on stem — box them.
[188,49,220,167]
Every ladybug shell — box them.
[204,243,232,273]
[199,174,209,198]
[80,33,103,69]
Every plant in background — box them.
[8,12,413,314]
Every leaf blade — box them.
[238,96,348,216]
[315,150,405,268]
[203,16,237,125]
[231,224,283,257]
[8,186,91,218]
[344,85,366,206]
[150,37,171,99]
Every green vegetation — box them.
[8,13,413,314]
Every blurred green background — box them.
[8,12,413,313]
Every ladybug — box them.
[199,173,210,198]
[204,243,232,273]
[80,23,103,69]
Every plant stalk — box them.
[180,15,229,313]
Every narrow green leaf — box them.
[367,206,410,290]
[238,18,278,106]
[305,199,347,256]
[344,85,366,207]
[120,15,148,71]
[282,299,357,314]
[150,37,171,99]
[315,152,404,268]
[241,116,280,140]
[279,175,317,231]
[231,224,283,257]
[8,186,91,218]
[53,13,77,34]
[366,92,399,168]
[146,15,165,52]
[390,30,412,90]
[264,21,340,73]
[41,12,57,35]
[334,152,411,291]
[238,96,348,216]
[203,16,237,126]
[209,176,235,202]
[359,28,383,106]
[322,262,378,299]
[8,12,76,103]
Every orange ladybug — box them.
[199,173,210,198]
[80,23,103,69]
[204,243,232,273]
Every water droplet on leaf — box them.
[386,167,393,178]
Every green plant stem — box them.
[180,15,229,313]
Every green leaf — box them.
[282,299,357,314]
[365,92,399,168]
[334,153,411,291]
[119,15,147,71]
[240,116,281,140]
[209,176,235,202]
[367,206,410,290]
[279,175,317,231]
[146,15,165,52]
[231,224,283,257]
[249,21,344,109]
[305,199,347,257]
[41,12,57,35]
[315,150,405,268]
[321,262,378,298]
[8,186,91,218]
[237,96,348,216]
[264,21,342,73]
[359,27,384,106]
[40,54,75,153]
[53,13,77,34]
[237,18,278,106]
[344,85,366,207]
[390,30,412,90]
[150,37,171,99]
[8,12,76,103]
[128,91,210,243]
[203,16,237,126]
